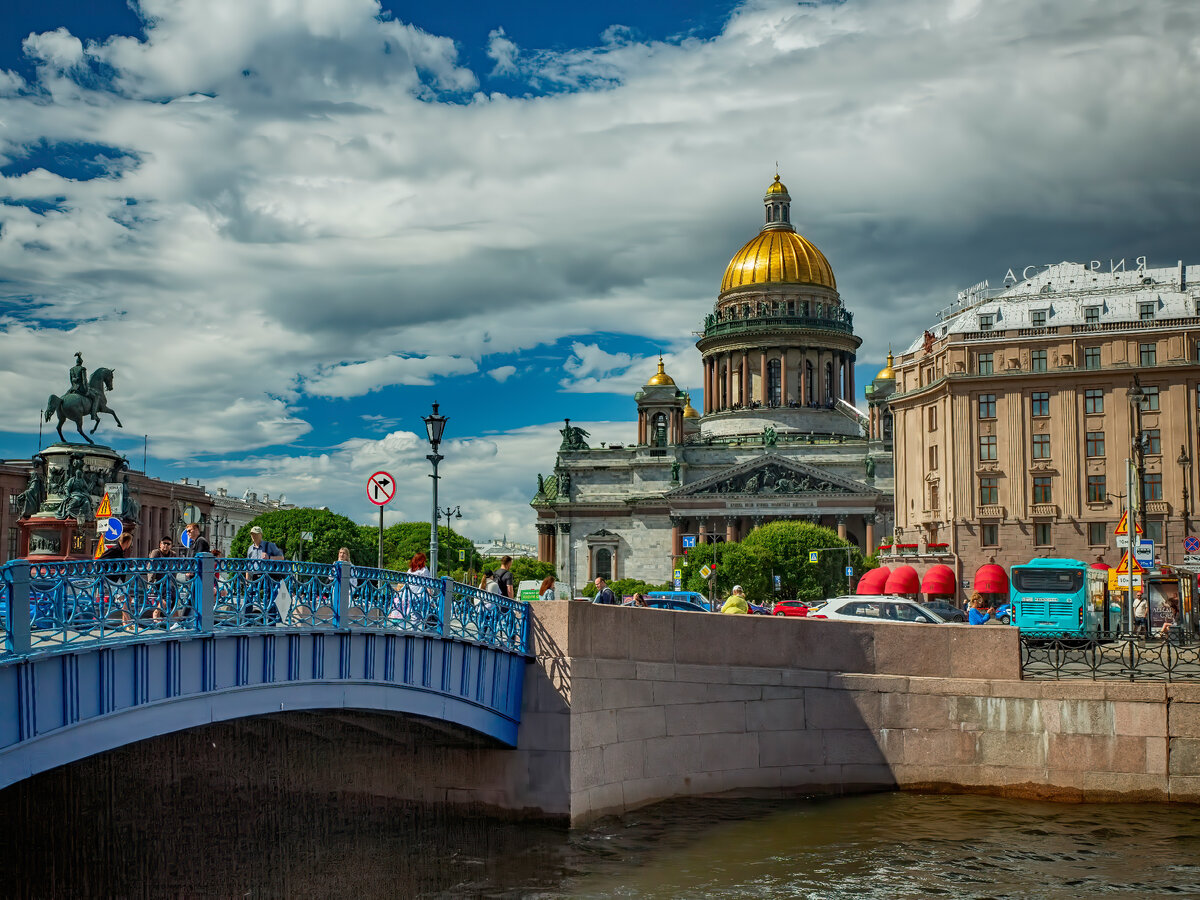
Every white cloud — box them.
[559,342,701,395]
[487,365,516,382]
[22,28,85,71]
[306,354,479,398]
[486,27,519,77]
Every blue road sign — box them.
[773,574,781,592]
[1186,536,1200,554]
[180,529,192,549]
[103,517,123,541]
[674,577,682,590]
[845,565,854,577]
[681,535,696,549]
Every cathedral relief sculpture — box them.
[689,463,852,496]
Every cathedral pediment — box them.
[667,454,872,498]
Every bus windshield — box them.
[1011,567,1084,593]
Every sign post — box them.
[367,471,396,570]
[1115,507,1143,633]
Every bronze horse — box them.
[44,367,122,444]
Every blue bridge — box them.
[0,556,530,789]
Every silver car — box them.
[805,594,947,624]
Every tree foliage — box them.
[580,577,672,599]
[674,521,879,604]
[355,521,478,574]
[230,508,372,564]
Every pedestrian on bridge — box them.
[539,576,557,602]
[720,585,749,615]
[148,536,175,621]
[592,577,618,605]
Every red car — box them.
[773,599,810,618]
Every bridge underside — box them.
[0,630,526,789]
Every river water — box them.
[3,789,1200,897]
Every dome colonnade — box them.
[696,176,860,422]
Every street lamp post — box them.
[1126,378,1148,537]
[1180,445,1193,539]
[439,504,462,569]
[422,402,448,576]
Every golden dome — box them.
[766,174,789,195]
[721,228,836,292]
[682,393,700,418]
[646,357,676,386]
[875,351,895,381]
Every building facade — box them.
[888,259,1200,587]
[533,177,894,593]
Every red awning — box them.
[884,564,920,595]
[920,563,957,596]
[974,563,1009,595]
[856,566,891,594]
[1090,562,1111,570]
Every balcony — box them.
[976,505,1005,519]
[1031,503,1059,518]
[1145,500,1172,515]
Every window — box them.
[1144,429,1161,454]
[979,476,998,505]
[979,435,997,461]
[1085,389,1104,414]
[1031,350,1047,372]
[1085,306,1100,325]
[929,445,938,470]
[1034,523,1053,546]
[1139,302,1156,321]
[1030,310,1047,327]
[1142,473,1163,501]
[1146,520,1164,543]
[6,526,15,560]
[978,394,996,419]
[1087,474,1107,503]
[1084,347,1101,369]
[1032,434,1051,459]
[981,523,999,547]
[979,314,994,331]
[929,482,939,510]
[1141,385,1159,411]
[1086,432,1105,457]
[1088,522,1106,545]
[595,547,612,580]
[928,406,937,431]
[977,352,993,375]
[1140,343,1157,367]
[1033,476,1053,504]
[1031,392,1050,416]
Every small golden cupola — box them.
[875,350,896,381]
[646,357,676,387]
[682,392,700,418]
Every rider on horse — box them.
[65,352,96,412]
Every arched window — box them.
[824,362,834,400]
[883,412,894,441]
[767,359,781,406]
[595,548,612,580]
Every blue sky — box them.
[2,0,1198,541]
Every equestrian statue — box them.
[44,352,123,444]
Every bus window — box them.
[1011,568,1084,593]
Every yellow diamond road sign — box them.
[699,565,712,579]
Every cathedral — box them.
[533,176,895,591]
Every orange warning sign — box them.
[1114,511,1143,537]
[95,494,112,518]
[1113,551,1144,575]
[94,537,106,558]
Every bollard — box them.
[8,561,31,655]
[439,576,454,637]
[333,561,350,628]
[197,553,216,634]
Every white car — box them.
[805,594,947,625]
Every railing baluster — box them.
[8,561,31,656]
[197,554,215,634]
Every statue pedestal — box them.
[20,517,91,561]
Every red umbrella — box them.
[884,564,920,595]
[856,566,891,594]
[974,563,1009,595]
[1090,562,1111,570]
[920,563,957,596]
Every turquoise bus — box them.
[1009,558,1114,636]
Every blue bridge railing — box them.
[0,556,530,660]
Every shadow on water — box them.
[3,750,1200,898]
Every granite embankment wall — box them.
[514,603,1200,823]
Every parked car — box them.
[747,600,772,615]
[772,599,810,618]
[643,596,709,613]
[647,591,711,611]
[805,595,947,624]
[919,600,967,623]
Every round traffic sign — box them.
[182,505,202,525]
[367,471,396,507]
[1186,536,1200,555]
[180,528,192,549]
[103,516,123,541]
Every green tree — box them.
[357,521,478,575]
[510,557,555,585]
[677,541,770,603]
[741,520,868,601]
[230,508,372,564]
